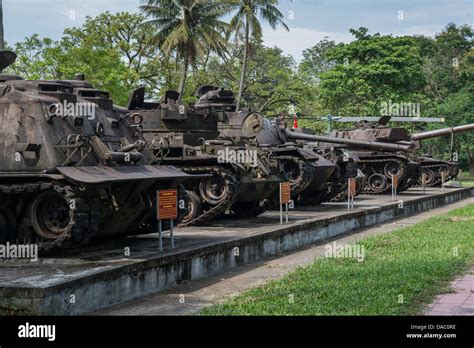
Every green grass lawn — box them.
[459,180,474,186]
[201,204,474,316]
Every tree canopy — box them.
[4,7,473,169]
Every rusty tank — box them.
[282,121,416,194]
[216,105,336,206]
[409,124,474,186]
[287,117,474,193]
[250,118,367,203]
[125,85,282,225]
[0,51,194,250]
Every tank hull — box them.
[0,60,193,250]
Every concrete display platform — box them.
[1,187,473,315]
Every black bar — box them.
[0,316,472,346]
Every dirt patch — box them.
[449,216,474,222]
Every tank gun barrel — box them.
[411,123,474,141]
[284,129,413,152]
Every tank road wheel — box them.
[30,191,71,240]
[281,159,302,187]
[199,171,232,206]
[384,161,405,179]
[0,205,16,243]
[182,190,203,224]
[367,174,388,193]
[27,186,99,251]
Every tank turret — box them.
[125,85,283,225]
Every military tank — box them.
[409,125,474,186]
[321,117,474,191]
[0,51,194,250]
[214,100,335,205]
[221,113,364,204]
[125,85,282,225]
[254,117,371,203]
[280,123,415,194]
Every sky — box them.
[3,0,473,62]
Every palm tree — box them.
[228,0,289,111]
[140,0,230,98]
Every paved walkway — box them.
[425,268,474,316]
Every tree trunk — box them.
[178,52,189,99]
[236,18,249,112]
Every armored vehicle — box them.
[225,114,364,204]
[281,123,415,194]
[287,117,474,193]
[409,125,474,186]
[125,85,282,225]
[0,51,193,250]
[207,90,335,205]
[251,118,367,203]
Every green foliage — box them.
[415,24,474,162]
[319,27,427,116]
[184,40,322,118]
[6,12,174,106]
[5,7,472,167]
[226,0,289,109]
[140,0,230,96]
[299,37,336,83]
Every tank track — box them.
[415,163,452,187]
[178,166,240,227]
[231,200,266,218]
[0,182,101,252]
[359,158,407,194]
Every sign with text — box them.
[392,175,398,189]
[348,178,357,197]
[157,189,178,220]
[280,182,291,204]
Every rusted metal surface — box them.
[285,129,414,152]
[0,51,194,251]
[411,124,474,141]
[126,85,283,224]
[57,165,192,184]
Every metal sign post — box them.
[157,189,178,251]
[158,219,163,251]
[320,114,342,133]
[280,182,291,224]
[347,178,356,210]
[391,175,398,201]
